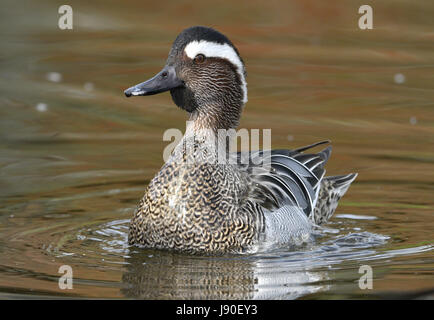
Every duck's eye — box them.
[194,54,206,64]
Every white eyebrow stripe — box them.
[184,40,248,104]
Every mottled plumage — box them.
[124,26,357,254]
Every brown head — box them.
[124,26,247,130]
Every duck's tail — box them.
[311,173,358,225]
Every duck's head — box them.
[124,26,247,130]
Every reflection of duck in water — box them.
[124,26,357,254]
[121,250,329,299]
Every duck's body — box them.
[129,142,258,253]
[125,26,357,254]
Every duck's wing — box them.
[237,140,332,219]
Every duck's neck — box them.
[186,101,243,135]
[172,102,243,164]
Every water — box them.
[0,0,433,299]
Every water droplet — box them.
[46,72,62,83]
[36,103,48,112]
[409,116,417,125]
[394,73,405,84]
[84,82,94,91]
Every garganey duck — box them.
[124,26,357,254]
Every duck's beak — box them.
[124,65,183,97]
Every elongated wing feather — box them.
[237,141,332,218]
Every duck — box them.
[124,26,357,254]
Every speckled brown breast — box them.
[128,154,263,254]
